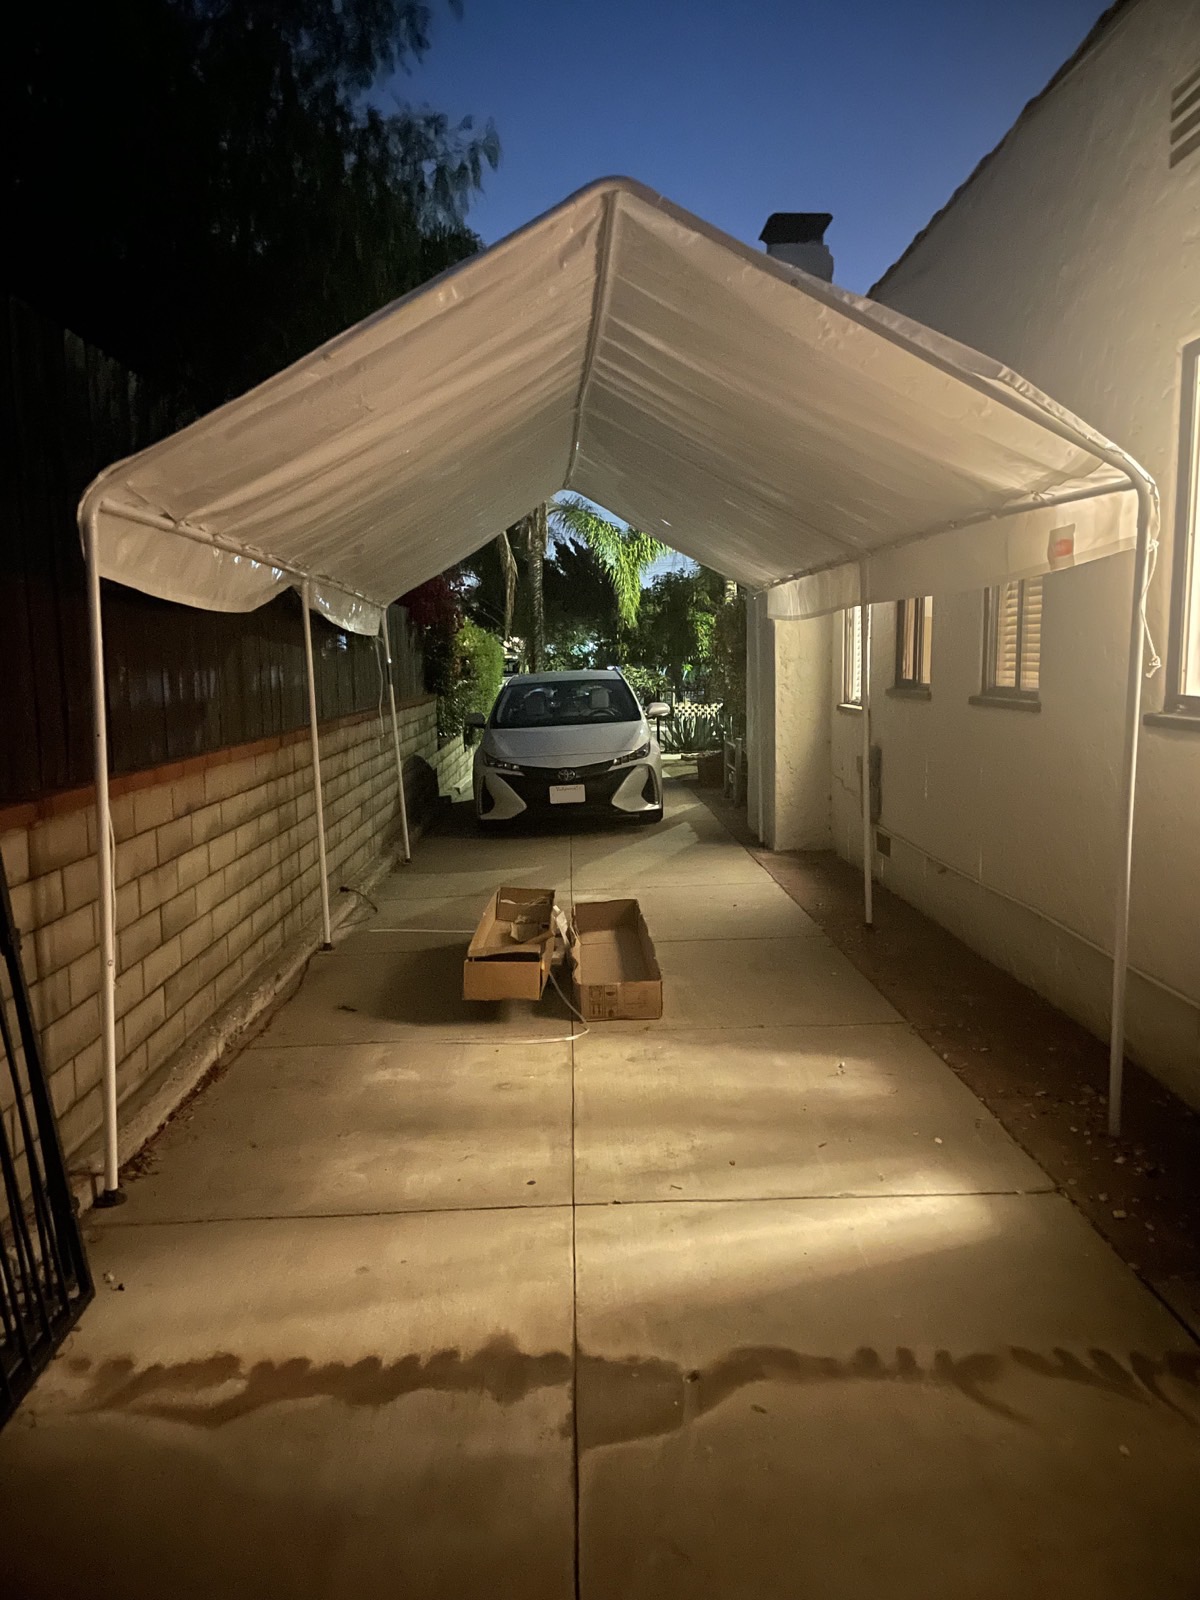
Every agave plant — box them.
[658,702,733,755]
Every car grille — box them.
[518,759,615,783]
[501,758,633,806]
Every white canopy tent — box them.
[78,177,1157,1198]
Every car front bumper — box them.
[475,760,661,821]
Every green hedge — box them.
[439,620,505,740]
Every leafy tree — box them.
[4,0,498,407]
[472,498,664,673]
[401,571,465,708]
[626,565,726,696]
[543,540,626,668]
[442,618,505,735]
[710,588,748,734]
[532,497,666,671]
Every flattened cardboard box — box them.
[463,886,556,1002]
[570,898,663,1021]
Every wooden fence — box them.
[1,298,424,806]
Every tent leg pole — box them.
[752,598,761,844]
[84,512,124,1206]
[756,595,767,844]
[381,608,411,863]
[1107,483,1154,1138]
[301,582,333,951]
[860,598,874,928]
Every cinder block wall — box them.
[0,697,438,1169]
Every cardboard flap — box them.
[466,887,556,960]
[463,886,557,1002]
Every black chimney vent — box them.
[758,212,832,247]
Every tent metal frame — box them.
[750,465,1155,1146]
[75,178,1161,1200]
[827,475,1154,1142]
[82,446,1156,1211]
[82,507,412,1203]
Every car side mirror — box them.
[465,712,486,730]
[647,702,671,720]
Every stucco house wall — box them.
[827,0,1200,1100]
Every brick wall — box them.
[0,696,438,1174]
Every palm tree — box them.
[548,496,667,629]
[523,502,549,670]
[497,496,666,672]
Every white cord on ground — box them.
[548,963,590,1032]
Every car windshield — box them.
[493,677,640,729]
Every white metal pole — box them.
[380,608,411,863]
[1107,481,1156,1138]
[747,594,763,841]
[761,595,771,844]
[301,581,333,950]
[860,592,874,928]
[84,511,123,1205]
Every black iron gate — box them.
[0,855,92,1428]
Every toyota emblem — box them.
[556,769,579,782]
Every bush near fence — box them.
[439,620,505,742]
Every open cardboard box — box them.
[570,898,663,1021]
[463,886,557,1002]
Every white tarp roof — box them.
[79,177,1150,635]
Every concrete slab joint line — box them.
[5,777,1200,1600]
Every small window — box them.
[1168,339,1200,710]
[841,607,863,706]
[983,577,1043,701]
[895,596,933,688]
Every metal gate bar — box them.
[0,856,92,1428]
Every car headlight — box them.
[481,751,523,774]
[611,742,651,768]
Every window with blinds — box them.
[983,577,1043,698]
[895,596,933,688]
[842,607,863,705]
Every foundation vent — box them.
[1170,64,1200,168]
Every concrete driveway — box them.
[2,779,1199,1599]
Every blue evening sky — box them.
[396,0,1110,294]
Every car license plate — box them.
[549,784,586,805]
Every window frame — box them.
[973,577,1043,711]
[840,606,863,709]
[1164,337,1200,716]
[892,596,933,696]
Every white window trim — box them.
[840,606,863,709]
[893,595,933,696]
[972,577,1043,712]
[1166,337,1200,715]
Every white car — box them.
[469,670,668,826]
